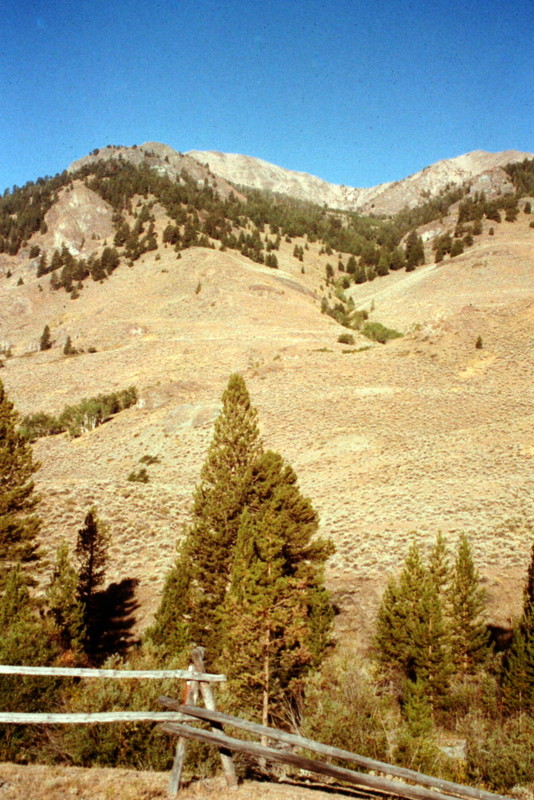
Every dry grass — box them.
[0,213,532,645]
[0,762,380,800]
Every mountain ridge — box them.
[187,147,533,214]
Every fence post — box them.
[168,664,199,796]
[190,647,238,790]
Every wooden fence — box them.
[0,647,235,796]
[0,650,515,800]
[159,701,514,800]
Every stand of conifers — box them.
[0,647,515,800]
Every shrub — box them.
[139,454,160,465]
[19,387,138,440]
[301,656,391,762]
[127,467,149,483]
[465,716,534,791]
[361,322,403,344]
[475,336,483,349]
[337,333,355,345]
[18,412,64,441]
[48,650,180,770]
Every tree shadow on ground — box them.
[89,578,140,662]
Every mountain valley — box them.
[0,144,533,647]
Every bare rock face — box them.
[187,149,387,209]
[187,148,533,215]
[43,182,115,256]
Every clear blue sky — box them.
[2,0,533,192]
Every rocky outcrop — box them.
[43,182,115,256]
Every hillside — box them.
[0,147,532,646]
[187,148,533,214]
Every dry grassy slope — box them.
[0,215,533,645]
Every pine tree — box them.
[47,542,86,655]
[0,380,41,581]
[375,540,451,710]
[405,231,425,270]
[76,509,109,606]
[39,324,52,351]
[148,373,263,661]
[219,451,334,725]
[63,335,75,355]
[428,532,450,596]
[448,534,488,677]
[75,508,109,650]
[501,541,534,712]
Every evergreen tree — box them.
[0,380,41,581]
[405,230,425,270]
[448,534,488,677]
[219,451,334,725]
[39,324,52,351]
[375,540,451,710]
[47,542,86,656]
[428,531,450,595]
[76,508,109,605]
[501,541,534,713]
[75,508,109,649]
[148,374,263,661]
[376,250,390,276]
[63,335,75,355]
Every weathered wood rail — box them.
[159,701,514,800]
[0,655,514,800]
[0,664,224,681]
[0,649,234,797]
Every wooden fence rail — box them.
[160,719,514,800]
[1,658,514,800]
[160,721,453,800]
[0,712,192,724]
[0,665,224,681]
[160,701,510,800]
[0,651,231,797]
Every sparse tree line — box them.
[3,156,534,301]
[19,386,138,440]
[0,373,532,788]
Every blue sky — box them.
[2,0,533,192]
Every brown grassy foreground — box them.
[0,762,375,800]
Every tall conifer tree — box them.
[47,542,86,656]
[375,540,451,709]
[219,451,334,725]
[75,508,109,651]
[448,534,488,677]
[148,373,263,660]
[0,379,41,582]
[501,541,534,713]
